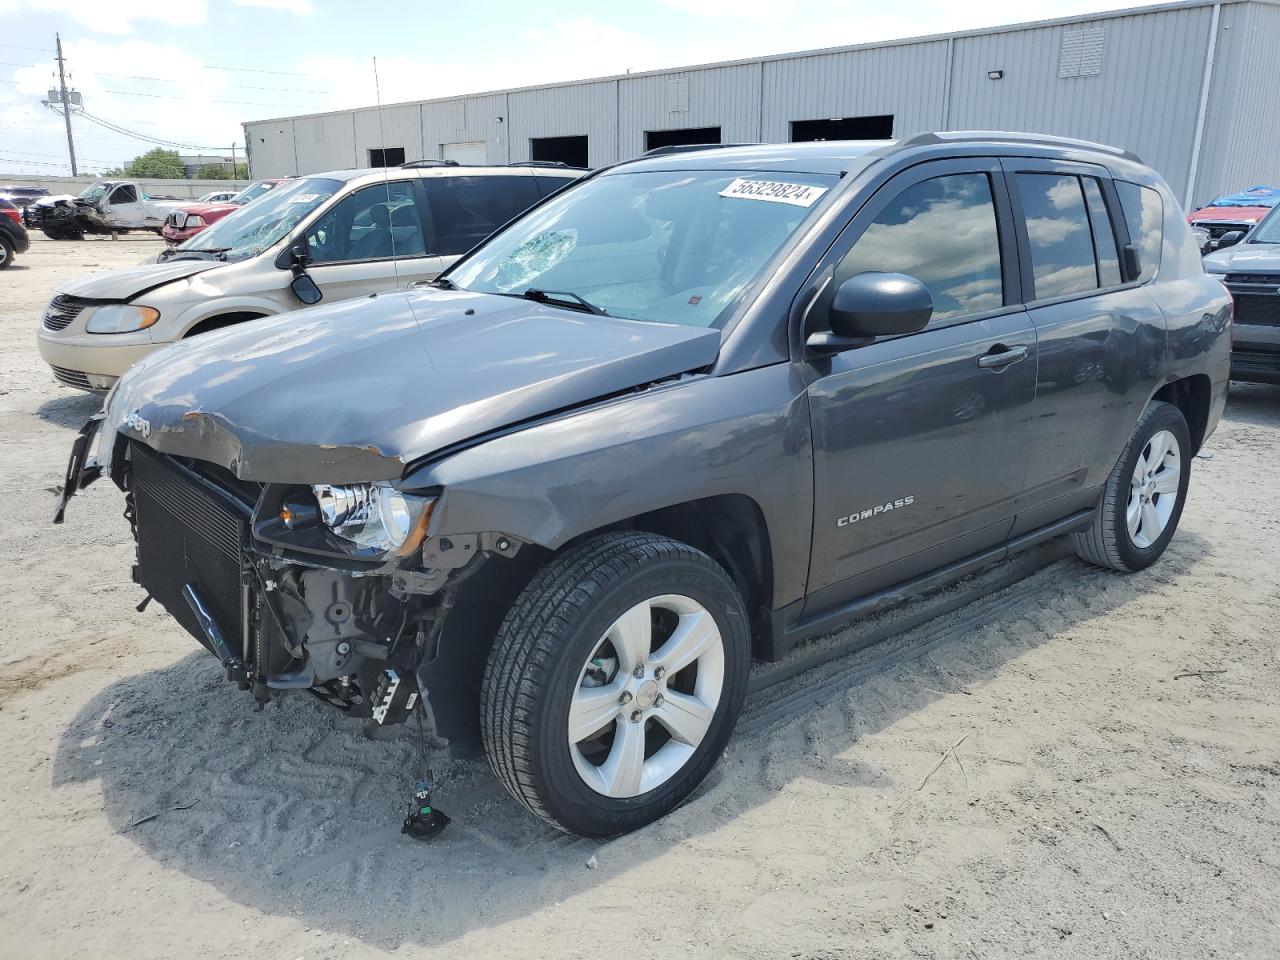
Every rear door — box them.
[1002,160,1167,534]
[420,174,541,267]
[803,159,1038,613]
[302,179,443,301]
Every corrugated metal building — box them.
[242,0,1280,208]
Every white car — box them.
[197,190,239,203]
[38,164,580,391]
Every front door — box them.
[103,184,147,229]
[803,159,1038,613]
[302,180,444,303]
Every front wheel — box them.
[0,236,12,269]
[1074,400,1191,572]
[480,532,751,837]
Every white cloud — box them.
[6,0,207,34]
[231,0,315,14]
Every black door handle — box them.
[977,344,1029,369]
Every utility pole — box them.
[55,33,78,176]
[230,142,239,188]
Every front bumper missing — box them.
[52,413,104,523]
[55,416,438,730]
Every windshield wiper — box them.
[522,288,608,316]
[429,276,457,290]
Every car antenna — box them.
[373,56,401,291]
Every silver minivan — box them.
[37,164,580,391]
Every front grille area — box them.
[1193,221,1254,241]
[50,365,92,390]
[42,294,96,332]
[130,443,252,659]
[1231,294,1280,327]
[1224,273,1280,286]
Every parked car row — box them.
[0,196,31,269]
[161,178,289,245]
[1187,184,1280,253]
[50,133,1230,839]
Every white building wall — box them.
[617,62,762,157]
[243,1,1277,206]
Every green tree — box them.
[124,149,186,179]
[197,162,249,180]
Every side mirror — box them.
[808,272,932,354]
[290,273,322,305]
[1217,230,1245,250]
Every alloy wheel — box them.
[568,594,725,798]
[1127,428,1181,548]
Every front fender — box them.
[403,363,815,611]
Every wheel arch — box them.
[422,493,777,753]
[183,310,271,339]
[1152,373,1212,453]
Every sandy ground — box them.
[1,235,1278,960]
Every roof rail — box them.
[900,131,1142,164]
[400,159,460,168]
[642,142,758,157]
[505,160,586,169]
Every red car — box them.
[1187,185,1280,251]
[161,178,288,245]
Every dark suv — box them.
[58,133,1230,838]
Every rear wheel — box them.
[0,236,12,269]
[480,532,751,837]
[1074,400,1191,572]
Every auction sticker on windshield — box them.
[719,178,828,207]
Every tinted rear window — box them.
[1016,173,1099,300]
[423,175,540,256]
[1115,181,1163,283]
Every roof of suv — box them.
[308,165,583,187]
[617,131,1144,176]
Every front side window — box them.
[837,173,1004,324]
[447,169,838,327]
[1251,207,1280,244]
[179,176,341,261]
[424,176,541,256]
[109,185,138,204]
[1115,181,1163,283]
[304,181,425,263]
[1017,173,1099,300]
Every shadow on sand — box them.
[50,530,1207,950]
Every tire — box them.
[481,531,751,837]
[1073,400,1192,572]
[0,236,12,269]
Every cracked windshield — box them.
[177,176,341,260]
[447,169,838,327]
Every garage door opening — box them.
[530,136,588,168]
[441,141,488,165]
[368,146,406,167]
[645,127,722,152]
[790,115,894,142]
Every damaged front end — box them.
[57,416,518,742]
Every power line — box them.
[99,86,324,108]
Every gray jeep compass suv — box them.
[57,133,1231,838]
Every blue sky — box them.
[1,0,1122,176]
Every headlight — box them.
[86,304,160,334]
[311,482,435,555]
[184,214,206,228]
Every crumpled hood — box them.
[1204,243,1280,273]
[57,259,225,300]
[104,289,721,483]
